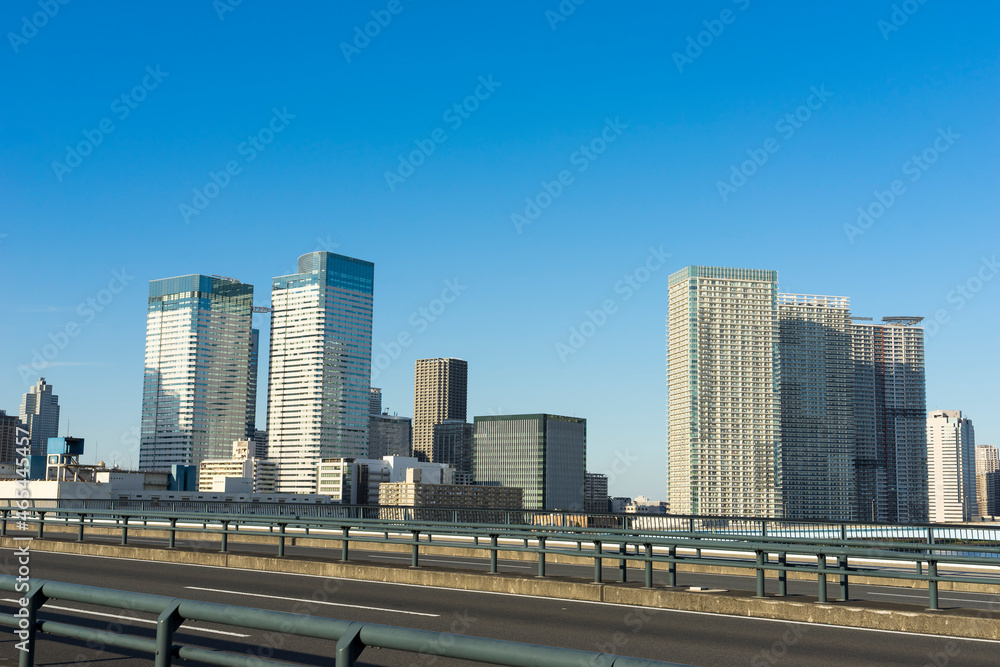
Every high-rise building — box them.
[926,410,976,523]
[777,294,855,520]
[413,358,468,462]
[666,266,781,518]
[368,414,412,459]
[369,387,382,416]
[246,328,260,437]
[431,419,474,484]
[0,411,27,463]
[474,414,585,511]
[266,251,374,493]
[20,378,60,457]
[975,445,1000,517]
[584,472,609,513]
[852,317,927,523]
[139,275,255,469]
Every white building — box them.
[316,456,453,504]
[20,378,59,457]
[198,439,276,494]
[927,410,977,522]
[267,252,374,493]
[139,275,256,469]
[666,266,781,517]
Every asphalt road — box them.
[1,548,998,667]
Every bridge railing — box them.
[3,507,1000,610]
[0,575,689,667]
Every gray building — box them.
[584,472,609,513]
[432,419,474,485]
[777,294,855,520]
[0,411,27,463]
[20,378,60,457]
[474,414,585,511]
[368,414,412,459]
[369,387,382,416]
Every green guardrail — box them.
[3,507,1000,610]
[0,575,691,667]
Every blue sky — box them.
[2,1,998,497]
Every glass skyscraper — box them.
[266,251,374,493]
[474,414,586,511]
[139,275,256,469]
[20,377,59,457]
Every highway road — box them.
[27,528,1000,612]
[1,548,998,666]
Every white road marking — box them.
[184,586,439,617]
[0,598,249,637]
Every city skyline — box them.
[3,3,998,498]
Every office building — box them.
[266,251,374,493]
[369,387,382,415]
[975,445,1000,517]
[20,378,60,458]
[197,439,277,494]
[777,294,855,520]
[474,414,585,511]
[584,472,609,513]
[431,419,474,484]
[246,328,260,437]
[413,358,468,462]
[852,317,928,522]
[0,411,26,463]
[666,266,781,517]
[316,457,368,503]
[926,410,977,522]
[139,275,256,469]
[379,480,521,510]
[368,413,411,459]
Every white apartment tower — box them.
[139,276,256,469]
[266,252,374,493]
[20,378,60,457]
[666,266,781,517]
[926,410,977,523]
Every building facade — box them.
[975,445,1000,517]
[852,317,928,523]
[369,387,382,415]
[139,275,255,470]
[777,294,855,520]
[584,472,609,513]
[378,481,522,509]
[368,414,412,459]
[266,252,374,493]
[0,411,27,463]
[413,358,468,462]
[474,414,585,511]
[926,410,976,523]
[431,419,474,484]
[666,266,781,517]
[197,439,277,494]
[20,378,60,457]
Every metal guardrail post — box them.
[755,551,765,597]
[154,600,182,667]
[77,514,86,542]
[1,509,6,536]
[18,580,46,667]
[644,543,653,588]
[335,622,365,667]
[220,521,229,553]
[278,523,287,557]
[928,560,939,610]
[668,545,676,587]
[778,552,787,597]
[537,536,546,577]
[490,534,498,573]
[619,543,627,583]
[411,530,420,568]
[168,518,177,549]
[341,527,350,562]
[36,512,45,539]
[593,541,602,583]
[816,554,827,603]
[838,555,849,601]
[121,516,128,545]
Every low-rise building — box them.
[378,481,521,509]
[198,439,277,494]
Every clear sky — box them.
[2,1,998,498]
